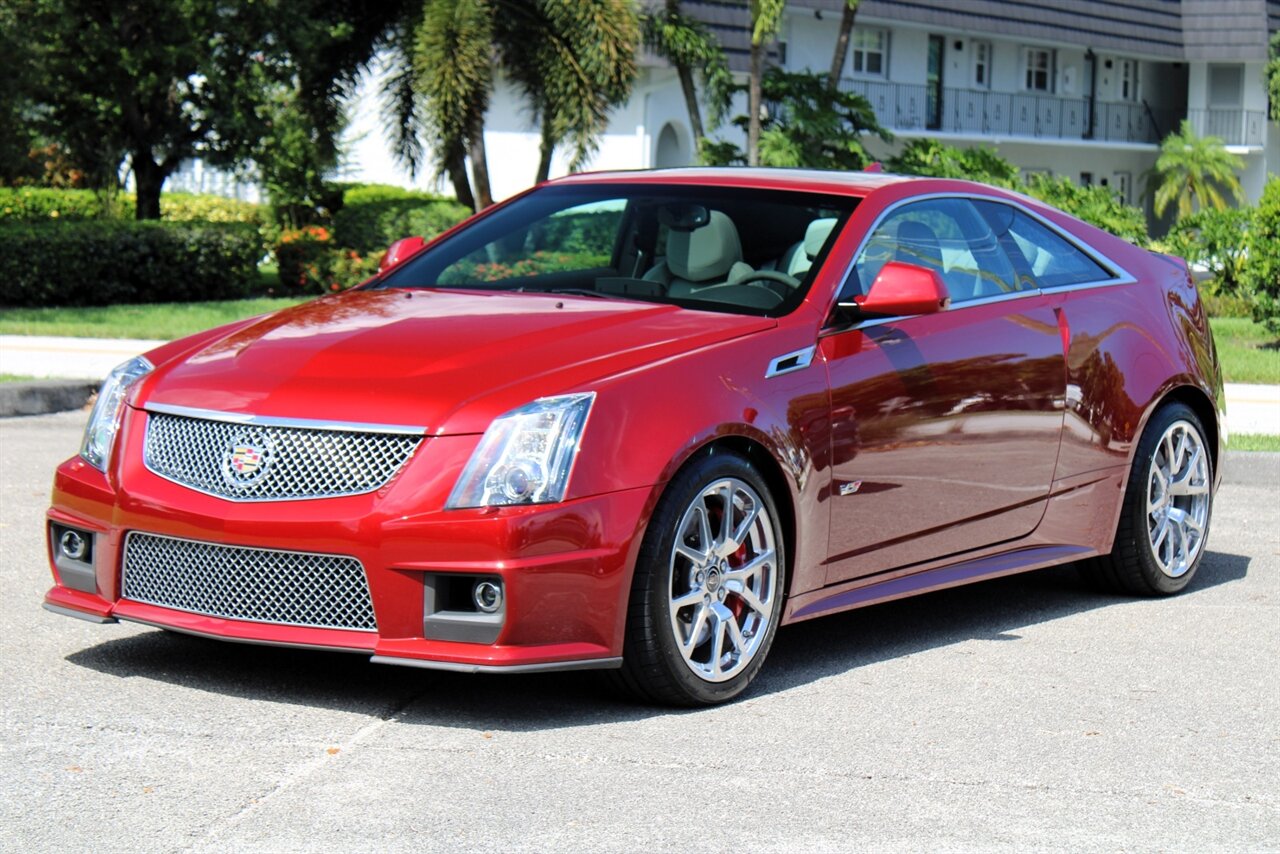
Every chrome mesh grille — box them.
[143,411,422,501]
[122,532,376,631]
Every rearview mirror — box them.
[841,261,950,318]
[379,236,427,273]
[657,203,710,232]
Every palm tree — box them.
[641,0,732,153]
[747,0,787,166]
[1147,120,1246,219]
[383,0,639,211]
[826,0,861,90]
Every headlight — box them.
[446,392,595,509]
[81,355,153,471]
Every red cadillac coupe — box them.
[44,169,1222,705]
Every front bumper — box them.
[43,408,651,673]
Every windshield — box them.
[375,183,859,316]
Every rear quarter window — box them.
[990,205,1115,288]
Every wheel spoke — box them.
[709,609,727,676]
[724,548,774,585]
[671,588,703,610]
[696,505,713,555]
[721,502,759,557]
[724,611,748,655]
[732,584,768,619]
[681,604,708,657]
[675,541,707,565]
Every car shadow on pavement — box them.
[65,551,1249,728]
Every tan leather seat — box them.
[645,211,754,297]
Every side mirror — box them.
[841,261,950,317]
[378,236,426,273]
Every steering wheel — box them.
[734,269,801,298]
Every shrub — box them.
[1162,207,1252,294]
[0,187,126,222]
[886,139,1020,188]
[151,192,264,225]
[0,221,264,307]
[1243,176,1280,333]
[275,225,380,294]
[1023,174,1150,246]
[332,196,470,255]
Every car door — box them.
[821,196,1067,585]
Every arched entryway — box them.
[654,122,692,168]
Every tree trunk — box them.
[667,0,705,148]
[468,114,494,209]
[827,1,860,90]
[747,38,764,166]
[445,145,477,213]
[132,153,165,220]
[535,117,555,184]
[676,65,705,149]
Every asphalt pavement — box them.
[2,410,1278,852]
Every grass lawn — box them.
[1228,433,1280,452]
[0,296,310,341]
[0,374,36,382]
[1209,317,1280,384]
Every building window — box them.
[852,28,888,77]
[972,41,992,89]
[1208,64,1244,106]
[1023,47,1053,92]
[1119,60,1138,102]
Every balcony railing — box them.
[1188,109,1267,147]
[839,79,1183,146]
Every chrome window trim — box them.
[765,345,817,378]
[821,190,1138,330]
[143,402,427,437]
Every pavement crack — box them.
[181,691,422,853]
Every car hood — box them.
[139,288,774,435]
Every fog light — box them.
[59,529,89,562]
[473,580,503,613]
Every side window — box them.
[846,198,1025,304]
[438,200,623,284]
[989,206,1114,288]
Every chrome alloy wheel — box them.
[668,477,778,683]
[1146,420,1210,578]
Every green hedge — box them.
[144,192,264,225]
[0,187,126,222]
[0,187,265,225]
[0,221,264,307]
[1243,176,1280,333]
[332,195,470,255]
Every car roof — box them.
[547,166,918,198]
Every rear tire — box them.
[611,450,785,706]
[1079,402,1213,596]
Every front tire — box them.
[1080,402,1213,596]
[613,451,785,706]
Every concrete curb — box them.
[1223,451,1280,486]
[0,380,97,417]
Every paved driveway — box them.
[2,411,1277,852]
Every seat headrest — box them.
[667,211,743,282]
[803,217,838,259]
[895,221,943,271]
